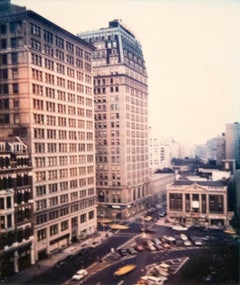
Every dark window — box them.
[4,99,9,109]
[7,214,12,227]
[169,193,183,211]
[1,54,7,65]
[1,39,7,49]
[11,37,16,48]
[0,24,6,34]
[11,52,18,64]
[12,83,18,94]
[0,198,4,209]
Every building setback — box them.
[79,20,150,219]
[167,180,233,227]
[0,0,97,273]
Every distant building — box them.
[79,20,150,219]
[0,0,97,269]
[0,137,33,279]
[195,133,226,166]
[167,180,233,227]
[149,173,175,206]
[226,122,240,168]
[149,128,161,174]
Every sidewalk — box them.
[4,231,112,284]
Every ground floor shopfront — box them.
[0,241,33,279]
[97,196,153,221]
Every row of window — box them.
[34,142,94,154]
[33,98,93,115]
[0,175,30,190]
[0,226,32,248]
[169,193,225,213]
[29,23,91,61]
[32,88,91,105]
[35,166,94,182]
[37,210,94,241]
[34,129,93,141]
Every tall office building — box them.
[0,0,97,268]
[226,122,240,168]
[79,20,150,219]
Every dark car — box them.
[118,248,128,256]
[53,259,66,269]
[159,211,166,217]
[127,247,138,255]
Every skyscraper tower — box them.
[226,122,240,168]
[0,0,97,270]
[79,20,150,219]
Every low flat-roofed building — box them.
[167,180,233,227]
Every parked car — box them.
[147,243,156,251]
[162,242,171,249]
[163,235,176,243]
[194,239,204,246]
[118,248,128,256]
[184,240,192,246]
[90,240,101,248]
[152,238,161,245]
[134,244,144,252]
[127,247,138,255]
[154,243,163,250]
[53,259,66,269]
[143,215,153,221]
[159,211,167,217]
[180,234,188,241]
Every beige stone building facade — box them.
[167,180,233,227]
[0,0,97,265]
[79,20,150,219]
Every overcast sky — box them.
[13,0,240,145]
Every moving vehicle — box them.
[172,225,188,231]
[72,269,88,281]
[114,264,136,276]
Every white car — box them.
[172,225,189,231]
[194,240,204,246]
[72,269,88,281]
[184,240,192,246]
[180,234,188,241]
[163,235,176,242]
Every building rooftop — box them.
[173,179,226,188]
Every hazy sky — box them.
[13,0,240,145]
